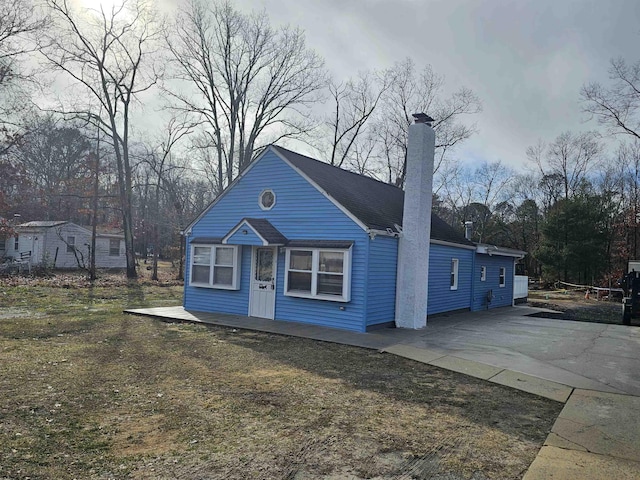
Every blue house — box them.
[183,143,524,333]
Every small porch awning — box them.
[222,218,288,246]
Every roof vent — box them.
[412,113,434,126]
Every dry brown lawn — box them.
[0,271,562,479]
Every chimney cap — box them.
[412,113,434,125]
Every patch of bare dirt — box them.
[528,290,631,325]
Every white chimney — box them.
[395,113,435,329]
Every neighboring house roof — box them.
[18,221,68,228]
[81,226,125,239]
[271,146,473,246]
[17,221,124,239]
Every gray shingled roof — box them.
[18,221,67,228]
[272,145,473,246]
[235,218,288,245]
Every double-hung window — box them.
[109,239,120,256]
[190,244,241,290]
[499,267,506,287]
[450,258,459,290]
[285,248,351,302]
[480,266,486,282]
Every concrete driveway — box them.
[378,305,640,479]
[386,305,640,397]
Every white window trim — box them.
[190,244,241,290]
[284,247,351,302]
[480,265,486,282]
[258,189,276,211]
[499,267,506,288]
[450,258,459,291]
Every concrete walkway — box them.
[125,305,640,479]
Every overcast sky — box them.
[215,0,639,171]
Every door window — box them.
[255,248,274,282]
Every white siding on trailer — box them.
[2,236,15,258]
[94,237,126,268]
[4,234,20,259]
[12,223,126,269]
[43,223,91,268]
[10,230,44,263]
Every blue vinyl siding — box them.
[184,150,369,332]
[366,235,398,327]
[427,244,473,315]
[225,226,264,245]
[472,254,514,310]
[184,245,250,316]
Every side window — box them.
[480,266,486,282]
[66,236,75,253]
[190,245,241,290]
[499,267,506,287]
[109,239,121,256]
[450,258,459,290]
[285,248,351,302]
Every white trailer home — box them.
[4,221,126,269]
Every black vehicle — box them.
[621,269,640,325]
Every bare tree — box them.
[321,70,390,168]
[38,0,163,278]
[165,0,326,189]
[0,0,44,84]
[375,58,481,187]
[612,140,640,260]
[436,159,513,241]
[582,57,640,141]
[474,161,513,208]
[527,131,602,201]
[438,159,474,227]
[189,132,226,197]
[11,114,92,220]
[0,0,47,155]
[138,117,194,280]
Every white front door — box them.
[249,246,277,319]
